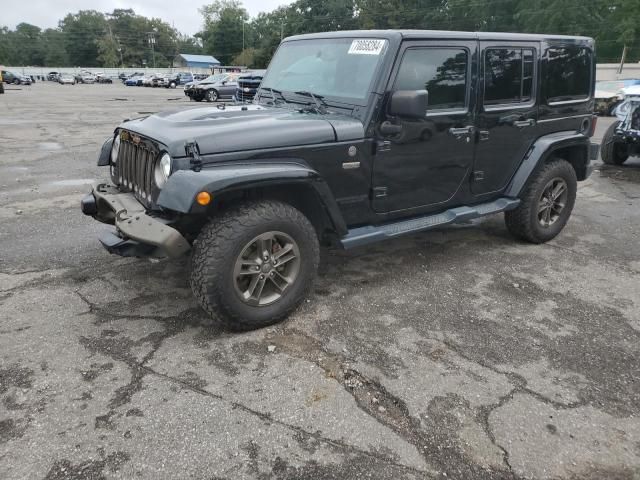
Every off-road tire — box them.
[601,121,629,165]
[190,201,320,330]
[505,158,577,244]
[206,89,219,102]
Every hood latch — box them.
[185,140,202,172]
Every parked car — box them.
[595,80,640,116]
[152,75,168,88]
[234,70,266,103]
[81,30,598,330]
[191,73,240,102]
[142,75,158,87]
[601,84,640,165]
[166,72,193,88]
[1,70,31,85]
[47,71,61,81]
[96,73,113,84]
[0,70,4,94]
[58,74,76,85]
[124,75,143,86]
[76,72,96,84]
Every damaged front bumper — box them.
[81,183,191,258]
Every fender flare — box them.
[157,162,348,236]
[505,131,591,198]
[97,136,114,166]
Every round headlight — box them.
[154,153,172,188]
[111,134,121,164]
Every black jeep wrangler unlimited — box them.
[82,30,598,330]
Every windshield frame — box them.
[260,37,391,108]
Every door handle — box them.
[448,126,474,139]
[513,119,536,128]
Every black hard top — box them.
[286,29,593,45]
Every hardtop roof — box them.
[285,29,593,45]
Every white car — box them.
[59,74,76,85]
[80,74,96,84]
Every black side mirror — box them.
[388,90,428,118]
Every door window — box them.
[484,48,535,106]
[394,48,469,111]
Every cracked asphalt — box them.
[1,82,640,479]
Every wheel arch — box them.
[505,131,592,198]
[157,162,348,243]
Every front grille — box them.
[236,78,261,101]
[115,133,158,207]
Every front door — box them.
[372,40,478,213]
[472,42,539,195]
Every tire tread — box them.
[190,200,319,330]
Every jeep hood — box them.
[120,105,364,158]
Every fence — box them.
[5,63,640,82]
[1,66,243,79]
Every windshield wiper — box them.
[258,87,287,106]
[294,90,328,114]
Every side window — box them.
[544,47,592,103]
[394,48,468,110]
[484,48,535,106]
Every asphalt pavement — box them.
[1,82,639,479]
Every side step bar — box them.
[340,197,520,249]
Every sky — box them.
[2,0,293,36]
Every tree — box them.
[59,11,108,66]
[200,0,250,65]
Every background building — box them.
[173,54,221,70]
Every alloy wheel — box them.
[233,231,300,306]
[538,177,568,227]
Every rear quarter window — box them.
[544,46,592,104]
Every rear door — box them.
[472,42,539,196]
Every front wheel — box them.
[206,89,219,102]
[505,158,577,244]
[190,201,320,330]
[601,121,629,165]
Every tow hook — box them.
[185,140,202,172]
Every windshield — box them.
[202,74,227,83]
[261,38,388,104]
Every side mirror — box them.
[222,80,227,85]
[388,90,428,118]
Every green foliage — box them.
[199,0,250,65]
[0,8,199,67]
[1,0,640,67]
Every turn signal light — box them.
[196,191,211,206]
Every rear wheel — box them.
[206,89,219,102]
[190,201,320,330]
[505,158,577,244]
[601,121,629,165]
[13,79,20,85]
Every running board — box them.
[341,197,520,249]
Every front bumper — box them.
[81,183,190,258]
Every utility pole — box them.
[147,32,156,69]
[242,21,245,53]
[618,44,628,76]
[280,20,284,41]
